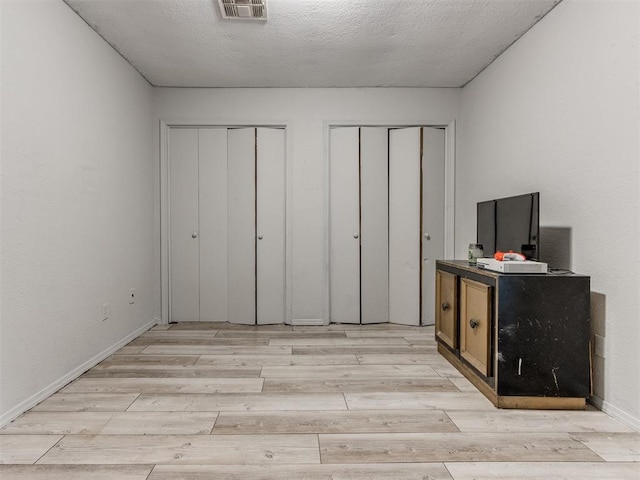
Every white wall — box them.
[153,88,461,323]
[0,0,155,424]
[4,0,634,431]
[460,0,640,428]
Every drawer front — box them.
[435,270,457,349]
[460,278,492,376]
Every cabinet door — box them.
[329,127,361,323]
[199,128,228,322]
[169,128,200,322]
[460,278,492,376]
[421,127,445,326]
[388,127,421,325]
[227,128,256,325]
[360,127,389,324]
[435,270,457,349]
[256,127,286,325]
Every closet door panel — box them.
[169,128,200,322]
[329,127,360,324]
[199,128,228,322]
[227,128,256,325]
[421,127,445,326]
[256,128,286,325]
[360,127,389,324]
[389,127,421,326]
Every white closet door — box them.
[360,127,389,324]
[169,128,200,322]
[421,127,445,326]
[389,127,422,326]
[199,128,228,322]
[227,128,256,325]
[329,127,360,324]
[256,128,286,325]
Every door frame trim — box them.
[324,120,456,325]
[159,119,292,325]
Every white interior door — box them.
[360,127,389,324]
[389,127,422,326]
[329,127,360,324]
[256,128,286,325]
[169,128,200,322]
[421,127,445,326]
[198,128,228,322]
[227,128,256,325]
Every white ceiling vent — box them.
[218,0,267,20]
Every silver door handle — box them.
[191,232,198,238]
[353,233,359,239]
[258,235,264,240]
[424,233,431,240]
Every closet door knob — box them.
[353,234,359,239]
[441,302,450,311]
[469,319,479,329]
[191,232,198,239]
[258,235,264,240]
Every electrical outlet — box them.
[102,303,109,321]
[129,288,135,304]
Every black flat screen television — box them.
[477,192,540,260]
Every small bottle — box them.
[468,243,484,265]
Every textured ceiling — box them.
[63,0,561,88]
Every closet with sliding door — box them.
[329,126,445,326]
[168,127,286,325]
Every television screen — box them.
[477,192,539,259]
[477,200,496,256]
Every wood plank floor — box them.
[1,323,638,479]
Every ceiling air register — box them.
[218,0,267,20]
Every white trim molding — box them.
[323,120,456,325]
[0,318,157,428]
[589,395,640,432]
[290,318,326,326]
[159,118,293,325]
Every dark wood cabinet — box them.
[435,260,591,409]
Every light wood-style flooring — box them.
[1,322,638,479]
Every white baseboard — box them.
[0,318,157,428]
[602,401,640,431]
[290,318,328,326]
[589,395,640,431]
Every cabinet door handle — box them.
[469,319,479,329]
[441,302,450,311]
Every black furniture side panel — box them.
[496,276,590,397]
